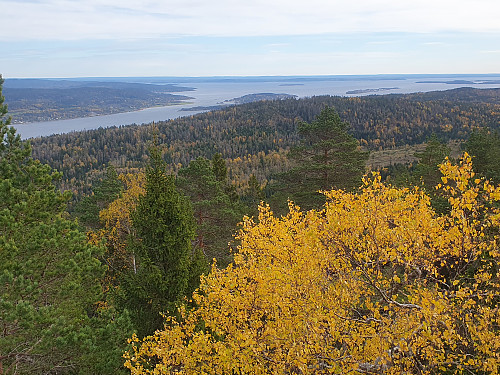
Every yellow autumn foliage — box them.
[89,172,145,288]
[125,154,499,374]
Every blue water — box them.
[12,74,500,139]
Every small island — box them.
[346,87,399,95]
[223,93,297,104]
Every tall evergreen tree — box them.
[0,75,10,128]
[274,106,368,211]
[178,157,244,267]
[411,134,451,214]
[0,76,132,374]
[465,129,500,184]
[412,134,451,188]
[72,164,123,229]
[211,152,228,183]
[118,143,201,337]
[241,174,265,216]
[211,152,239,203]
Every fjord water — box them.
[13,74,500,139]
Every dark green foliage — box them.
[72,164,123,229]
[178,157,244,267]
[0,75,11,127]
[212,152,228,182]
[413,134,451,188]
[0,78,132,374]
[118,143,201,337]
[241,174,265,216]
[379,163,413,187]
[276,106,368,210]
[211,152,239,203]
[412,135,451,214]
[246,174,265,202]
[465,129,500,184]
[79,307,134,375]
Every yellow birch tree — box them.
[125,154,499,375]
[89,172,145,288]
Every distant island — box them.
[223,93,297,104]
[346,87,399,94]
[4,79,195,123]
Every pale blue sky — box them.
[1,0,499,78]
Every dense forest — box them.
[28,87,500,195]
[2,76,500,374]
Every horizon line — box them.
[6,72,500,80]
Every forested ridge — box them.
[4,79,195,123]
[28,87,500,196]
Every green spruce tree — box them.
[118,143,201,337]
[72,164,123,229]
[211,152,228,183]
[178,157,244,267]
[211,152,239,203]
[465,129,500,184]
[413,134,451,188]
[241,174,265,216]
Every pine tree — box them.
[275,106,368,211]
[0,76,131,374]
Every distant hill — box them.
[4,78,195,123]
[4,78,194,92]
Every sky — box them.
[1,0,500,78]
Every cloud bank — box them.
[3,0,500,41]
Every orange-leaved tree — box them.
[125,153,499,375]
